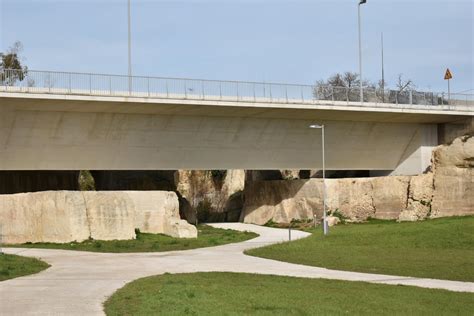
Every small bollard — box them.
[288,225,292,241]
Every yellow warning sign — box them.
[444,68,453,80]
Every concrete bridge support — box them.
[0,93,470,175]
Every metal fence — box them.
[1,69,473,107]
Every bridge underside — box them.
[0,93,470,175]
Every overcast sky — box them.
[1,0,473,92]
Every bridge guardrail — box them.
[0,69,473,108]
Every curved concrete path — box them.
[1,223,473,315]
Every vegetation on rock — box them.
[78,170,95,191]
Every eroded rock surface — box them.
[0,191,197,244]
[431,136,474,217]
[176,169,245,222]
[0,191,89,244]
[242,135,473,224]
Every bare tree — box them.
[314,72,363,102]
[396,74,415,92]
[388,74,416,104]
[314,72,417,104]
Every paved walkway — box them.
[1,223,473,315]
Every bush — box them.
[78,170,95,191]
[196,198,212,223]
[328,209,348,224]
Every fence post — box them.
[109,76,112,95]
[253,83,256,102]
[301,86,304,103]
[409,90,413,105]
[219,82,222,100]
[69,73,72,94]
[236,82,239,101]
[331,86,334,101]
[269,84,272,102]
[49,72,52,93]
[166,80,169,98]
[89,74,92,95]
[147,77,150,97]
[201,81,205,100]
[285,86,288,103]
[184,82,187,99]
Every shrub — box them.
[78,170,95,191]
[196,198,213,223]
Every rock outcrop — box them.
[431,136,474,217]
[176,169,245,222]
[0,190,197,244]
[242,135,473,224]
[0,191,90,244]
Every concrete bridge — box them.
[0,70,472,175]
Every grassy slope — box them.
[246,216,474,281]
[5,225,257,253]
[0,254,50,281]
[104,272,474,316]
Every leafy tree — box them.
[0,41,28,86]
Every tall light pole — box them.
[128,0,132,93]
[309,124,328,235]
[381,32,385,103]
[358,0,367,102]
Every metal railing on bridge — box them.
[1,69,473,107]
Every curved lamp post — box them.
[309,124,328,235]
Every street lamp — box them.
[309,124,328,235]
[128,0,132,93]
[358,0,367,103]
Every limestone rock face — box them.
[0,191,90,244]
[0,190,197,244]
[372,176,410,219]
[176,169,245,222]
[326,178,376,221]
[241,179,323,225]
[82,192,136,241]
[399,173,434,221]
[131,191,179,234]
[241,135,473,225]
[431,136,474,217]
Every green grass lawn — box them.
[104,272,474,315]
[246,216,474,282]
[5,225,257,253]
[0,253,50,281]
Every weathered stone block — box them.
[82,191,136,241]
[372,176,410,219]
[431,136,474,217]
[0,191,89,244]
[0,190,197,244]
